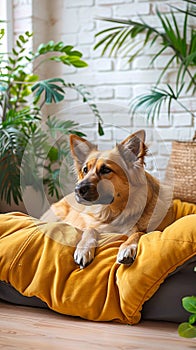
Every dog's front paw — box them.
[117,244,137,265]
[74,246,96,269]
[74,228,98,269]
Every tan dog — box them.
[41,130,174,268]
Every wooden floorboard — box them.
[0,301,195,350]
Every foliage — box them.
[94,0,196,122]
[0,31,103,205]
[178,295,196,338]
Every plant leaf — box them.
[178,322,196,338]
[98,121,104,136]
[94,17,158,58]
[182,296,196,314]
[32,78,65,104]
[189,314,196,325]
[64,83,104,135]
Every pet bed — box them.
[0,199,196,325]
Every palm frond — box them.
[46,116,84,138]
[95,29,123,56]
[176,27,196,91]
[94,17,159,58]
[130,89,166,122]
[170,0,196,17]
[43,168,61,199]
[129,85,184,121]
[156,8,187,58]
[95,4,196,90]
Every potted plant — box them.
[0,29,103,214]
[94,0,196,203]
[178,294,196,338]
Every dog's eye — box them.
[99,165,112,175]
[82,166,88,174]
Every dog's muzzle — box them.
[75,182,98,202]
[75,182,114,205]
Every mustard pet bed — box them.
[0,199,196,325]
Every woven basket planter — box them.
[166,140,196,204]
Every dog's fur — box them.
[41,130,174,268]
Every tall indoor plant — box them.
[0,30,103,208]
[94,0,196,132]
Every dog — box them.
[41,129,174,268]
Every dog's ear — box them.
[70,134,97,169]
[117,130,147,167]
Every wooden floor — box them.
[0,301,195,350]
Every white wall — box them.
[13,0,195,180]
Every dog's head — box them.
[70,130,147,206]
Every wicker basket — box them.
[165,139,196,204]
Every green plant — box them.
[94,0,196,125]
[0,30,103,206]
[178,295,196,338]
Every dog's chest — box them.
[64,193,140,235]
[94,215,138,235]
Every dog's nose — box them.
[75,182,99,202]
[75,183,90,197]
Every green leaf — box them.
[189,314,196,325]
[46,116,81,138]
[43,168,61,199]
[25,31,33,37]
[170,1,196,18]
[65,49,83,58]
[35,41,87,68]
[0,84,8,92]
[53,41,64,51]
[182,296,196,314]
[95,6,196,91]
[178,322,196,338]
[67,56,88,68]
[94,19,151,58]
[32,78,65,104]
[64,83,104,135]
[0,28,5,39]
[50,55,88,68]
[0,30,105,205]
[26,74,39,83]
[12,48,18,56]
[47,146,59,162]
[8,57,16,65]
[16,40,22,48]
[0,130,25,205]
[130,88,167,121]
[19,34,27,44]
[94,30,119,55]
[98,122,104,136]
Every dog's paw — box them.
[74,246,95,269]
[117,244,137,265]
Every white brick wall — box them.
[13,0,196,180]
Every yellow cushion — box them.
[0,199,196,324]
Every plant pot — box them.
[165,140,196,204]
